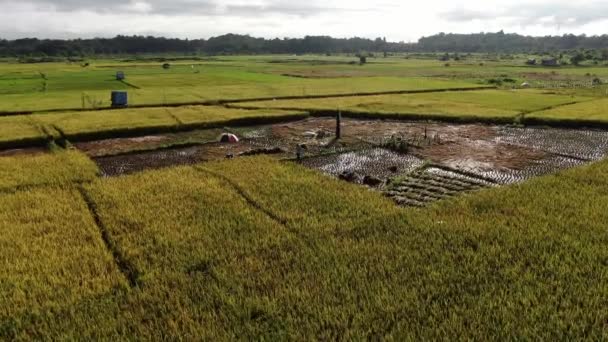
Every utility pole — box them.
[336,109,342,139]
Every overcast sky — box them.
[1,0,607,41]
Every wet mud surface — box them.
[85,117,608,206]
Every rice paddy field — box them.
[1,54,608,339]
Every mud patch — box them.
[95,147,204,177]
[94,141,285,177]
[300,148,425,184]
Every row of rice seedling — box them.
[0,149,99,191]
[233,89,591,123]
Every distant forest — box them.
[2,31,608,57]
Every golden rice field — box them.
[1,55,607,339]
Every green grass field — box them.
[3,54,606,114]
[0,59,488,113]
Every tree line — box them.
[1,32,607,57]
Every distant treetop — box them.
[1,32,607,57]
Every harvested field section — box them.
[86,117,608,204]
[0,187,127,321]
[0,149,99,191]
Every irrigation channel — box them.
[74,117,608,207]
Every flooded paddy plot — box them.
[300,148,425,184]
[81,117,608,206]
[91,118,375,176]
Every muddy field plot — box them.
[300,148,425,184]
[81,117,608,206]
[385,167,496,207]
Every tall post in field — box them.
[336,109,342,139]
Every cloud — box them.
[0,0,607,41]
[441,1,608,28]
[0,0,360,17]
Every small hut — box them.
[541,58,559,67]
[116,71,125,81]
[219,133,239,143]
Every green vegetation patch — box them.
[0,116,46,147]
[170,106,307,126]
[235,89,589,121]
[27,106,305,141]
[0,187,126,321]
[0,149,99,191]
[32,107,180,138]
[528,97,608,123]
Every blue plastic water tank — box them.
[111,91,128,107]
